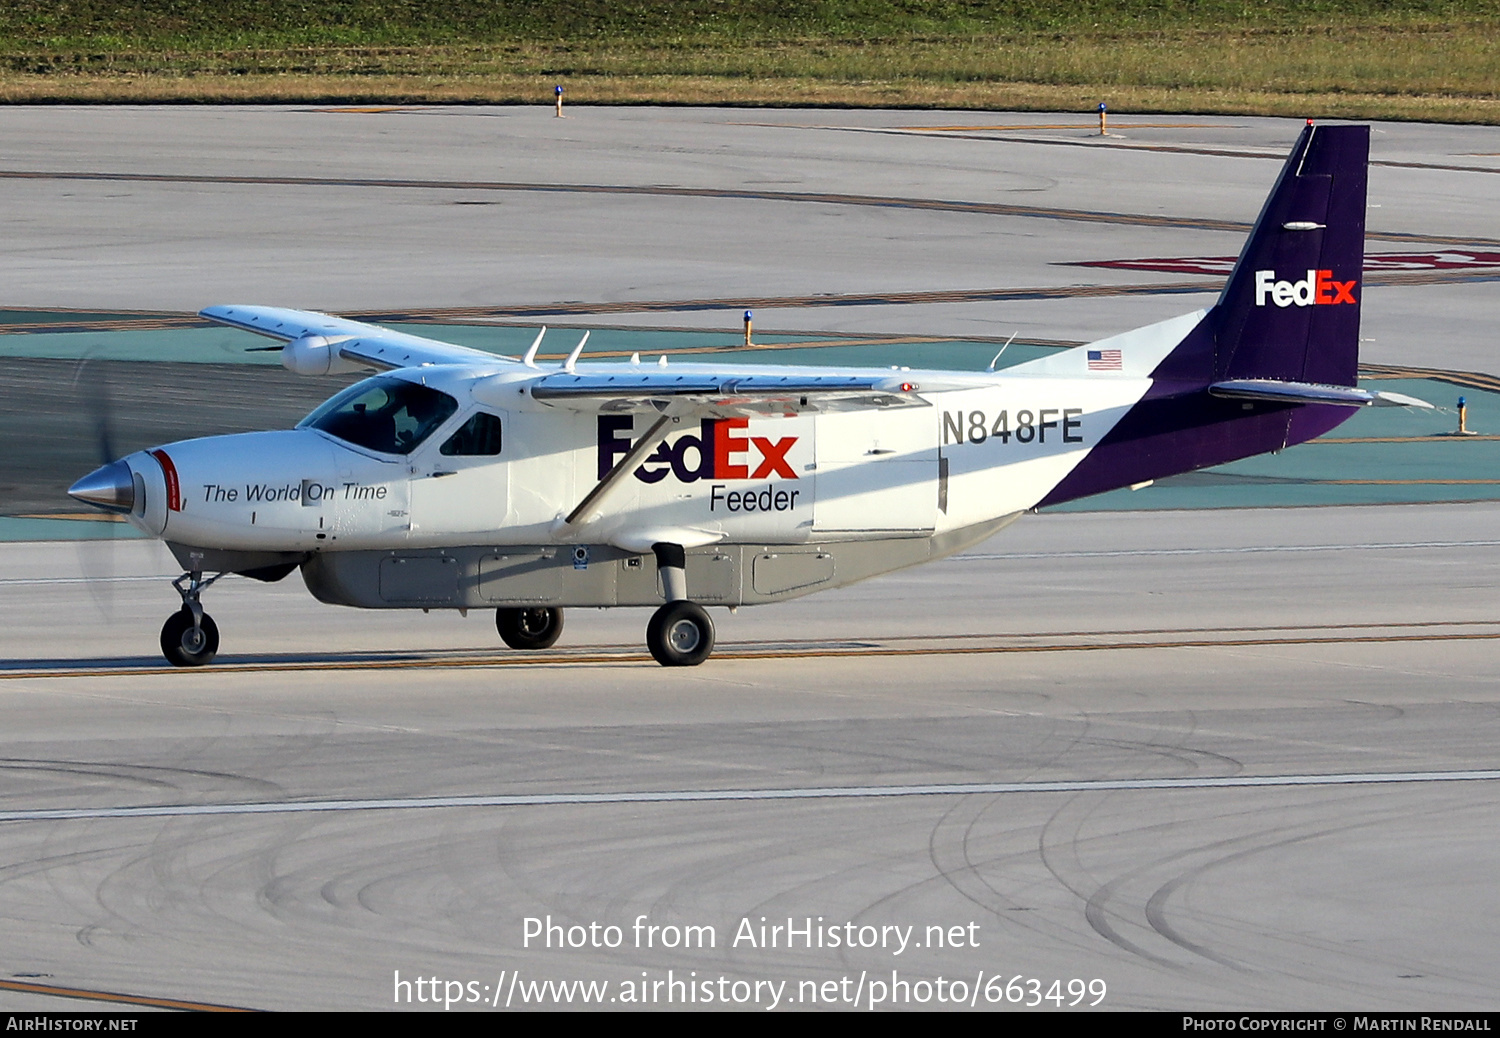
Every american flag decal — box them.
[1087,349,1122,371]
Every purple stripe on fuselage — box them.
[1037,390,1352,508]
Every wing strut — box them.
[560,414,675,529]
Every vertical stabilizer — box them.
[1036,123,1372,509]
[1213,123,1368,387]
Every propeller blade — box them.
[72,356,116,465]
[70,355,122,619]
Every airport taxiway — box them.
[3,504,1500,1009]
[1,107,1499,1011]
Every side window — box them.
[440,412,503,456]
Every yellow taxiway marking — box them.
[1313,436,1500,443]
[731,121,1232,132]
[0,977,254,1012]
[9,623,1500,680]
[890,122,1233,132]
[1316,479,1500,485]
[311,106,427,114]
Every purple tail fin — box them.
[1214,123,1368,386]
[1037,123,1370,509]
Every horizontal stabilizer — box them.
[1209,379,1432,408]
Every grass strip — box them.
[0,4,1496,122]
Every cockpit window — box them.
[299,376,459,455]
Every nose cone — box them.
[68,460,135,514]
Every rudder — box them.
[1212,123,1369,387]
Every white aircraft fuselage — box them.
[70,123,1422,666]
[138,353,1154,553]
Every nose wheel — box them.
[160,608,220,667]
[161,564,225,667]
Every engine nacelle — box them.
[282,334,363,376]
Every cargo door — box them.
[812,407,936,533]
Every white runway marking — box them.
[958,539,1500,561]
[0,575,165,585]
[4,770,1499,824]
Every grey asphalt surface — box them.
[0,107,1498,1012]
[4,505,1500,1011]
[2,106,1497,368]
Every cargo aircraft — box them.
[69,123,1425,667]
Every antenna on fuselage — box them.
[987,332,1019,373]
[522,327,547,368]
[563,331,590,372]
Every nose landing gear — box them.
[161,567,224,667]
[160,608,220,666]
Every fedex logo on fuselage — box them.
[598,416,800,483]
[1254,269,1357,307]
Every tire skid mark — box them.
[1043,708,1254,969]
[0,758,282,797]
[927,795,1016,917]
[1141,818,1367,971]
[1133,791,1500,994]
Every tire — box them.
[495,606,564,650]
[646,601,715,667]
[160,608,219,667]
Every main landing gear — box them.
[161,566,224,667]
[647,600,714,667]
[645,543,715,667]
[153,547,717,668]
[496,606,564,650]
[491,545,716,666]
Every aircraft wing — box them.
[520,371,963,417]
[200,305,512,373]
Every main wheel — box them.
[495,606,564,650]
[160,608,219,667]
[646,601,715,667]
